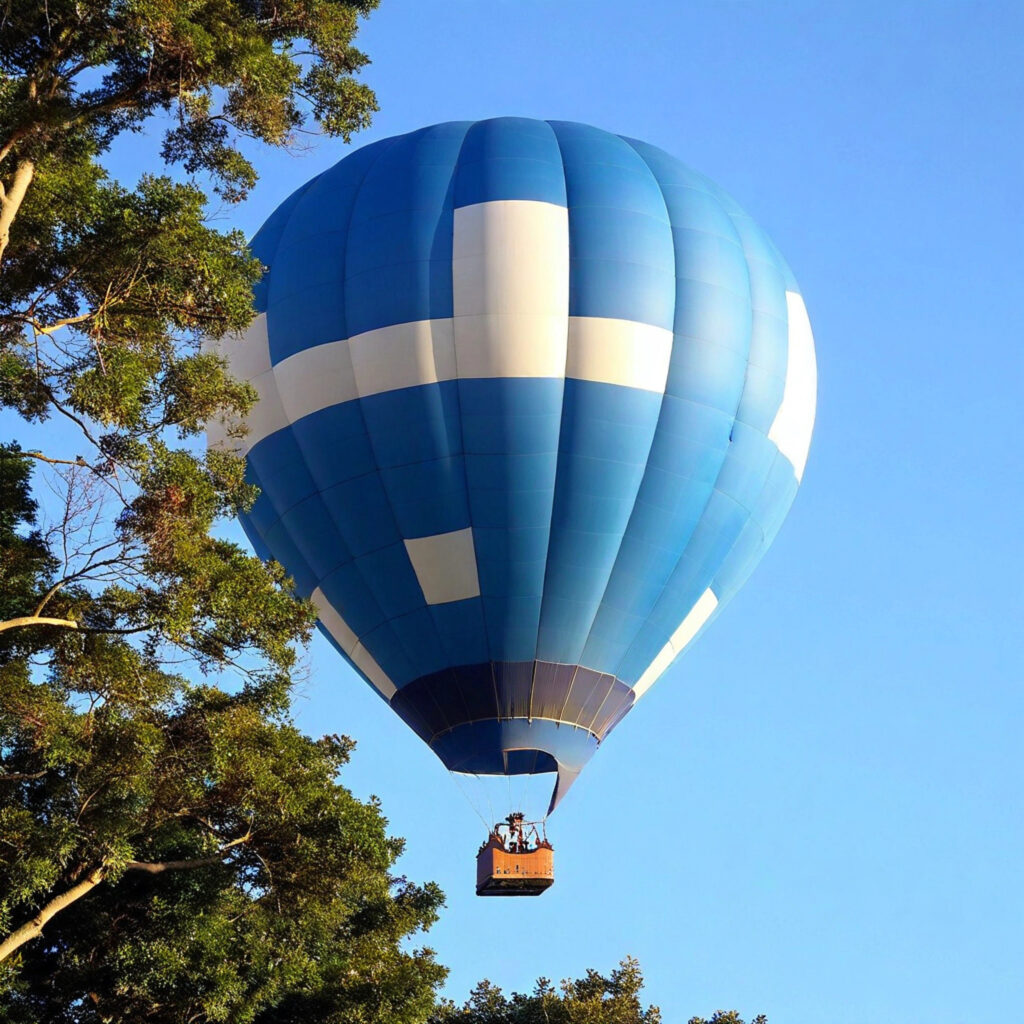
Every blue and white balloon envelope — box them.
[209,118,817,813]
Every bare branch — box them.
[123,856,223,875]
[33,555,131,616]
[0,615,79,633]
[18,311,96,336]
[23,451,91,468]
[0,616,149,637]
[0,770,48,782]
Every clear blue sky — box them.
[106,2,1023,1021]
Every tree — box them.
[0,0,378,260]
[429,958,767,1024]
[429,957,663,1024]
[686,1016,767,1024]
[0,443,445,1024]
[0,2,447,1020]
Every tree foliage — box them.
[429,957,663,1024]
[0,444,445,1023]
[0,2,449,1020]
[686,1016,767,1024]
[429,958,766,1024]
[0,0,378,225]
[0,0,384,668]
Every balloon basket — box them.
[475,812,554,897]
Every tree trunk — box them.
[0,158,36,266]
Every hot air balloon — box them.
[207,118,816,895]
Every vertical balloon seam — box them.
[644,192,796,682]
[695,182,809,621]
[477,121,584,809]
[535,120,580,798]
[570,133,677,689]
[540,126,685,741]
[241,176,327,556]
[444,123,502,723]
[609,141,757,689]
[597,146,734,686]
[288,133,405,691]
[294,143,401,606]
[534,122,659,676]
[526,121,570,680]
[348,129,447,689]
[705,298,813,628]
[260,168,364,586]
[234,171,325,566]
[251,172,324,312]
[650,179,782,655]
[523,121,574,732]
[534,126,665,779]
[366,129,480,696]
[378,126,478,707]
[516,121,576,713]
[397,124,483,721]
[698,194,796,615]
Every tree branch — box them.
[33,556,130,616]
[0,128,30,169]
[0,615,78,633]
[22,451,91,469]
[0,615,148,636]
[0,868,104,963]
[123,856,223,875]
[0,836,253,962]
[19,310,96,336]
[0,770,48,782]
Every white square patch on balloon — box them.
[404,528,481,605]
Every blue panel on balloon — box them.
[342,123,469,337]
[481,595,544,663]
[360,383,463,467]
[289,402,377,488]
[459,378,564,457]
[455,117,567,208]
[429,717,598,776]
[246,429,319,522]
[318,560,387,638]
[428,598,491,669]
[382,456,470,539]
[276,493,352,582]
[390,605,448,675]
[319,475,399,558]
[358,618,417,686]
[250,178,323,314]
[551,121,675,329]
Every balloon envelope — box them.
[209,118,816,811]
